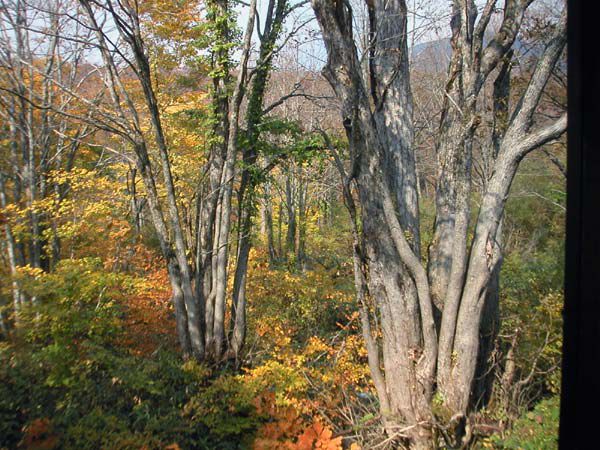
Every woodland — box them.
[0,0,566,449]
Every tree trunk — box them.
[263,182,277,263]
[0,173,24,315]
[134,150,193,356]
[209,0,258,361]
[311,1,435,446]
[230,0,288,359]
[312,0,566,447]
[285,169,297,259]
[439,8,566,416]
[297,176,307,271]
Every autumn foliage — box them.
[0,0,565,448]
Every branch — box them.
[507,8,567,138]
[479,0,529,80]
[262,84,334,116]
[53,128,135,164]
[542,147,566,177]
[0,84,131,139]
[473,0,498,47]
[513,113,567,159]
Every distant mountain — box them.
[411,38,452,60]
[410,38,452,73]
[409,36,556,73]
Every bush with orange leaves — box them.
[233,248,375,448]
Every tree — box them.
[16,0,317,364]
[0,0,96,313]
[198,0,313,362]
[310,0,566,447]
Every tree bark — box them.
[311,1,435,446]
[312,0,566,447]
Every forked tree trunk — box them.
[312,0,567,447]
[209,0,258,360]
[439,9,567,416]
[230,0,288,360]
[197,0,230,357]
[311,1,435,447]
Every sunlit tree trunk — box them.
[311,2,435,446]
[312,0,566,447]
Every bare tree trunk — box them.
[285,168,297,260]
[277,198,283,258]
[311,1,435,447]
[263,182,277,263]
[312,0,566,447]
[433,2,527,401]
[472,246,501,409]
[209,0,258,360]
[230,224,250,358]
[472,50,513,410]
[134,151,193,356]
[297,176,307,271]
[440,9,567,416]
[0,173,24,316]
[7,105,25,271]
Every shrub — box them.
[490,396,560,450]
